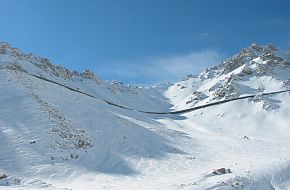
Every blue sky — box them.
[1,0,290,85]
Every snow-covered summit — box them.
[166,43,290,110]
[203,43,290,77]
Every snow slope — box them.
[0,42,290,190]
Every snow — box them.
[0,43,290,189]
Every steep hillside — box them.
[166,44,290,110]
[0,42,290,190]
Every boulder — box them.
[212,168,232,175]
[0,173,7,180]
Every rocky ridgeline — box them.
[0,42,141,95]
[203,44,290,100]
[217,43,290,75]
[179,44,290,109]
[198,43,289,81]
[0,42,101,83]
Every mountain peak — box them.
[248,43,277,52]
[168,43,290,110]
[204,43,289,78]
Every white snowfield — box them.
[0,42,290,190]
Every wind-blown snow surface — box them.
[0,42,290,190]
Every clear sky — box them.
[1,0,290,85]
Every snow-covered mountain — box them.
[0,42,290,190]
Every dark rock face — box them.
[212,168,232,175]
[0,173,8,180]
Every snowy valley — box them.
[0,42,290,190]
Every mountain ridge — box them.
[0,42,290,190]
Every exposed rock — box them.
[180,85,186,89]
[186,91,207,105]
[0,173,7,180]
[237,66,253,77]
[80,70,101,84]
[211,75,239,100]
[30,140,36,144]
[212,168,232,175]
[243,136,250,140]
